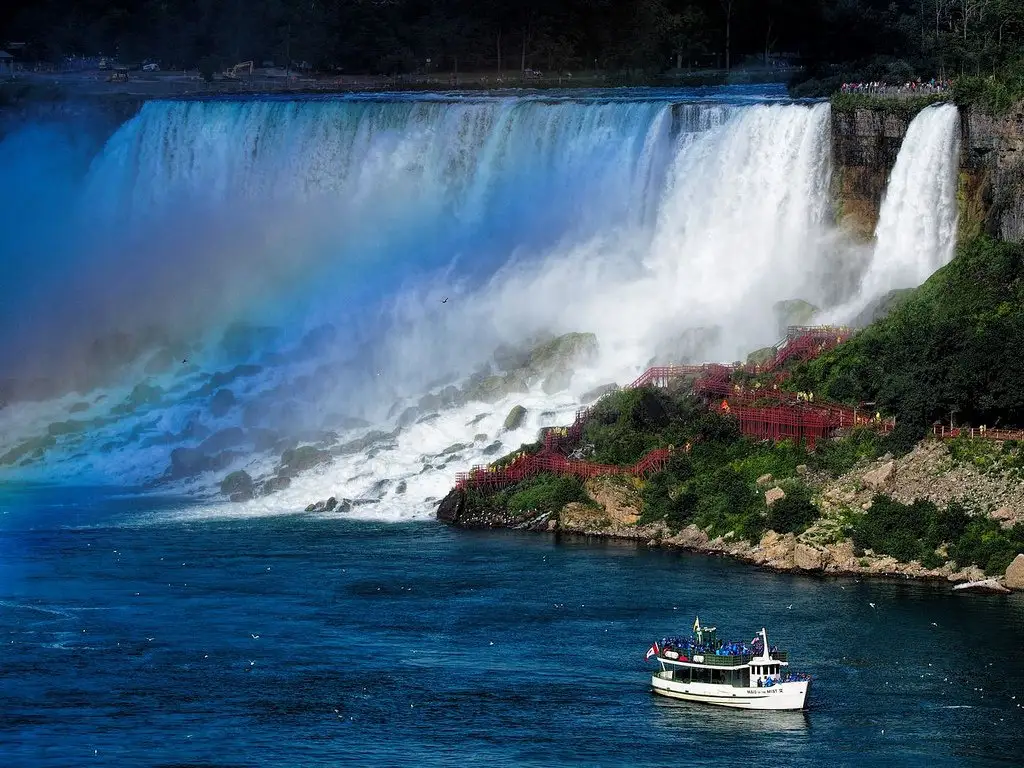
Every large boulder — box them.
[221,470,254,502]
[525,332,598,378]
[541,369,574,394]
[794,542,825,571]
[1005,554,1024,591]
[580,383,619,404]
[169,447,238,478]
[852,288,914,328]
[196,365,263,397]
[773,299,819,335]
[1,434,56,465]
[746,346,776,367]
[462,372,530,404]
[199,427,247,455]
[112,382,163,415]
[210,389,237,418]
[863,461,895,491]
[279,445,331,477]
[503,405,527,431]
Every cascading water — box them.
[0,89,941,521]
[825,103,961,322]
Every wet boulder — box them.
[503,405,528,431]
[278,445,331,477]
[852,288,913,328]
[221,470,254,502]
[195,365,263,397]
[47,419,88,437]
[305,496,339,513]
[210,389,237,418]
[112,382,163,415]
[1,435,56,465]
[333,430,393,457]
[773,299,819,336]
[746,346,776,367]
[580,383,619,404]
[263,476,292,494]
[169,447,237,478]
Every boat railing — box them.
[696,654,753,667]
[663,651,790,667]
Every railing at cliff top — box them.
[931,425,1024,442]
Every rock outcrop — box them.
[1005,554,1024,591]
[832,103,1024,243]
[221,470,254,502]
[503,405,527,431]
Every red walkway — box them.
[455,325,1022,491]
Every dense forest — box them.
[2,0,1024,83]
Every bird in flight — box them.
[182,359,188,364]
[441,297,448,303]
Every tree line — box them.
[2,0,1023,81]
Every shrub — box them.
[503,474,591,515]
[790,237,1024,436]
[811,428,883,475]
[848,495,1024,574]
[767,493,818,535]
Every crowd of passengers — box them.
[658,636,776,657]
[756,671,812,687]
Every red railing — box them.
[455,326,899,491]
[455,446,674,490]
[931,425,1024,442]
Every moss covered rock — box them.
[503,405,528,431]
[773,300,819,335]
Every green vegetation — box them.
[953,60,1024,115]
[947,437,1024,482]
[829,92,947,118]
[467,473,592,516]
[847,495,1024,575]
[808,428,884,476]
[790,237,1024,444]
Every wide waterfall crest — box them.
[0,92,963,519]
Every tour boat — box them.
[646,618,811,711]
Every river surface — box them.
[1,486,1023,767]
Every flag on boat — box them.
[693,616,701,633]
[645,642,660,660]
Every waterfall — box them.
[832,103,961,321]
[0,91,847,510]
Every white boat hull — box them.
[651,673,810,711]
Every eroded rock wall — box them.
[831,103,1024,243]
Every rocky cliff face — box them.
[961,109,1024,242]
[831,103,1024,242]
[831,108,913,238]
